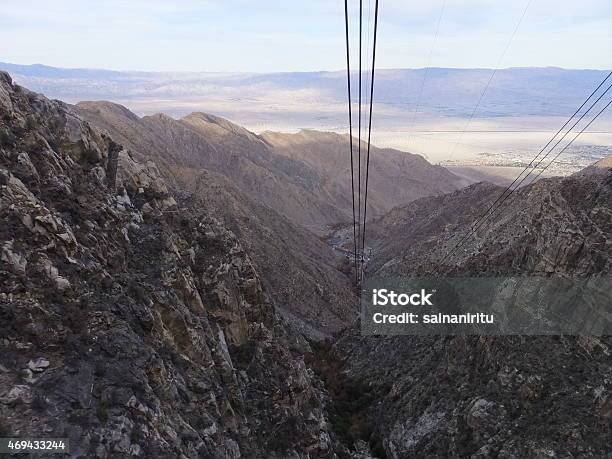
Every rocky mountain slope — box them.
[171,166,356,339]
[77,103,346,232]
[576,154,612,177]
[74,102,465,233]
[320,170,612,457]
[260,129,466,221]
[367,172,611,276]
[0,71,340,457]
[330,330,612,458]
[4,70,610,459]
[73,100,463,337]
[74,101,357,338]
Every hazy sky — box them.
[1,0,611,72]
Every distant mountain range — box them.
[4,62,612,170]
[2,62,611,121]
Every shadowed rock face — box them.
[0,72,338,457]
[330,330,612,458]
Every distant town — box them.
[440,144,611,175]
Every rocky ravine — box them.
[321,170,612,457]
[0,72,342,457]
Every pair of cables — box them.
[344,0,379,289]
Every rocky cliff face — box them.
[321,171,612,457]
[0,72,336,457]
[172,167,356,339]
[367,173,612,277]
[330,331,612,458]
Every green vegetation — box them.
[306,340,389,458]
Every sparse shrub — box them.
[94,361,106,377]
[0,127,15,146]
[0,418,11,436]
[24,115,36,131]
[96,400,109,423]
[31,392,48,412]
[68,409,91,428]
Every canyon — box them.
[1,72,610,458]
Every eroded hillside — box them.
[262,129,467,219]
[0,72,340,457]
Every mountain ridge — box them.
[74,100,467,231]
[0,70,341,456]
[74,100,359,337]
